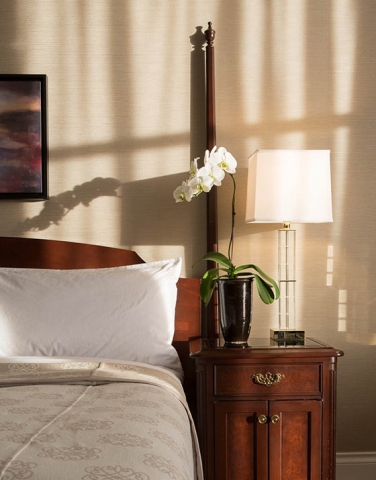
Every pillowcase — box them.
[0,258,183,376]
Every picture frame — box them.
[0,74,47,199]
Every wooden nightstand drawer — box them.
[214,363,321,396]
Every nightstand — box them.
[190,337,344,480]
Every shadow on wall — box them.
[10,173,206,275]
[120,173,207,275]
[12,177,121,235]
[120,172,205,246]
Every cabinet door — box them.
[269,400,322,480]
[214,401,268,480]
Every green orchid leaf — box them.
[232,264,253,275]
[233,263,280,299]
[253,274,277,304]
[198,262,280,306]
[194,252,234,270]
[200,268,220,307]
[200,266,235,306]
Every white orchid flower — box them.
[198,163,225,186]
[173,146,236,202]
[204,146,217,166]
[188,172,214,196]
[173,181,193,202]
[210,146,237,174]
[189,157,200,178]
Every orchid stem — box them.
[228,174,236,262]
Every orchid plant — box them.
[174,146,280,307]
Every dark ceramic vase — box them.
[217,277,253,347]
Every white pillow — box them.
[0,258,183,376]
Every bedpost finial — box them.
[205,21,216,46]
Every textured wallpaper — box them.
[0,0,375,456]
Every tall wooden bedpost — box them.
[205,22,218,338]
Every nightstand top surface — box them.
[190,337,344,358]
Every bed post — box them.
[205,22,218,339]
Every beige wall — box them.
[0,0,375,454]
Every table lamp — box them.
[245,149,333,340]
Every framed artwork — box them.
[0,74,47,199]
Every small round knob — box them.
[258,414,268,424]
[271,414,280,424]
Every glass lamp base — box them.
[270,328,305,341]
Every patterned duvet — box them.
[0,358,202,480]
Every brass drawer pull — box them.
[251,372,285,387]
[271,414,280,424]
[257,414,268,424]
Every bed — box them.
[0,236,202,480]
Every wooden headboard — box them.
[0,236,201,399]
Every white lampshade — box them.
[246,149,333,224]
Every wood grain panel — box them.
[214,363,321,396]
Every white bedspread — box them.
[0,358,202,480]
